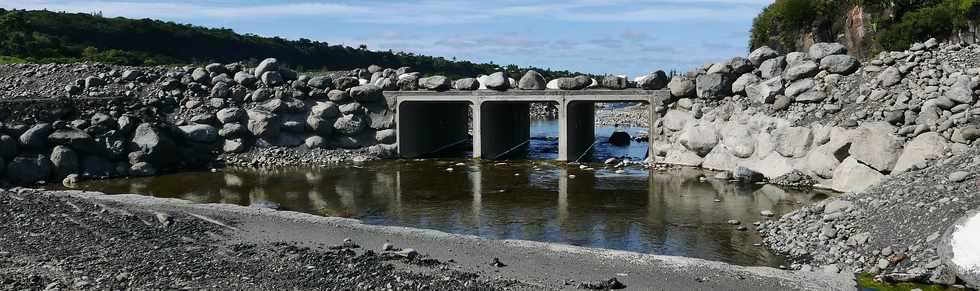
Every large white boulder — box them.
[848,123,902,173]
[892,132,948,174]
[771,126,813,158]
[832,157,885,193]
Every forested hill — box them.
[0,9,582,79]
[750,0,979,58]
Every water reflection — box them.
[63,160,829,266]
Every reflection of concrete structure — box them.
[390,90,669,161]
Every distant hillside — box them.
[0,9,583,79]
[749,0,979,58]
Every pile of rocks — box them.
[759,148,980,286]
[648,38,979,194]
[0,58,403,185]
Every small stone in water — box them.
[760,210,775,217]
[736,225,748,231]
[455,162,465,166]
[568,174,576,179]
[727,219,740,225]
[615,170,626,174]
[446,168,454,172]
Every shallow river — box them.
[63,120,830,267]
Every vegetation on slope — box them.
[0,9,582,79]
[750,0,979,54]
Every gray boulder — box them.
[892,132,947,174]
[484,72,510,90]
[746,77,783,104]
[19,123,53,149]
[49,145,79,179]
[179,124,219,143]
[254,58,279,79]
[234,72,258,88]
[772,126,813,158]
[878,67,903,87]
[695,74,731,99]
[250,88,274,103]
[218,123,248,139]
[641,71,669,90]
[216,108,245,124]
[849,123,902,172]
[307,76,333,90]
[785,78,815,97]
[808,42,847,60]
[333,114,366,136]
[679,125,719,156]
[945,75,977,104]
[454,78,480,90]
[419,76,451,91]
[728,57,754,74]
[5,155,51,184]
[748,46,779,66]
[731,73,760,95]
[333,77,359,91]
[832,157,885,193]
[132,123,177,167]
[783,60,819,81]
[261,71,284,86]
[246,109,281,139]
[191,68,210,84]
[349,84,384,102]
[397,75,419,91]
[820,55,860,74]
[375,129,396,144]
[327,90,350,103]
[553,77,590,90]
[601,75,627,90]
[47,128,100,155]
[759,56,786,79]
[222,139,246,153]
[518,70,546,90]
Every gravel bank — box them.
[760,147,980,286]
[0,188,856,290]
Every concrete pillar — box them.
[559,100,595,162]
[397,101,471,158]
[475,101,530,159]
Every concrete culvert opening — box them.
[396,101,474,158]
[588,101,652,163]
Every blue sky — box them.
[1,0,774,76]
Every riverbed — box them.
[59,122,829,267]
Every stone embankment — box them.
[649,39,979,193]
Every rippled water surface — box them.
[63,121,830,266]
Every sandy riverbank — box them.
[0,187,855,290]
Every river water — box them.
[62,120,830,267]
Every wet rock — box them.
[0,135,16,160]
[490,258,506,268]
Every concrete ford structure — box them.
[388,90,670,161]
